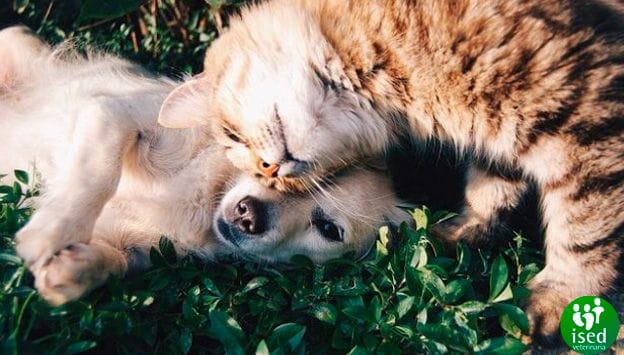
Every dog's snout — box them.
[232,196,267,235]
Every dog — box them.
[0,26,408,305]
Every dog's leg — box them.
[33,240,128,305]
[32,233,155,305]
[15,99,137,271]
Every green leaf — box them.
[431,210,458,224]
[347,345,370,355]
[79,0,146,21]
[418,267,447,303]
[99,301,129,312]
[158,236,177,264]
[518,263,540,285]
[412,208,428,230]
[369,296,383,322]
[377,340,402,354]
[492,303,529,334]
[14,170,28,184]
[409,246,428,268]
[419,323,470,353]
[289,254,314,268]
[179,328,193,354]
[66,341,97,355]
[396,294,415,319]
[445,279,470,304]
[453,311,478,346]
[474,337,528,354]
[488,255,509,301]
[13,0,29,14]
[342,305,375,323]
[393,325,414,339]
[12,182,22,197]
[490,283,513,303]
[453,242,472,274]
[148,271,172,290]
[310,303,337,324]
[202,277,222,296]
[266,323,306,352]
[376,226,389,257]
[379,225,389,247]
[208,310,245,355]
[456,301,488,316]
[255,340,269,355]
[0,253,22,265]
[511,286,530,301]
[241,276,269,293]
[499,313,521,337]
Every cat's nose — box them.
[259,160,280,178]
[231,196,267,235]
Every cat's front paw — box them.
[525,282,568,348]
[15,212,91,271]
[33,243,114,306]
[430,213,489,246]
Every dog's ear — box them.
[158,75,212,128]
[0,26,50,88]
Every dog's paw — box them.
[15,212,91,271]
[33,243,114,306]
[525,282,568,348]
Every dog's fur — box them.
[1,27,408,305]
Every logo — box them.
[560,296,619,354]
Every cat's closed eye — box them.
[223,126,243,144]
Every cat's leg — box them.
[526,182,623,345]
[15,100,137,271]
[431,163,529,245]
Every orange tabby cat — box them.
[159,0,624,345]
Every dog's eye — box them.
[223,127,242,143]
[314,218,343,242]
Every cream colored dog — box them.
[0,27,407,305]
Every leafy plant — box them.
[0,171,544,354]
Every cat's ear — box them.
[158,75,212,128]
[315,46,355,92]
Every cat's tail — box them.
[0,26,50,93]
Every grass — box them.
[1,1,544,353]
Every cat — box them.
[1,26,408,305]
[158,0,624,345]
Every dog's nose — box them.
[232,196,268,235]
[258,160,280,178]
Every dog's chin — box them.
[211,218,293,266]
[214,218,245,248]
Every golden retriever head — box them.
[212,167,408,264]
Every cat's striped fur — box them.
[158,0,624,345]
